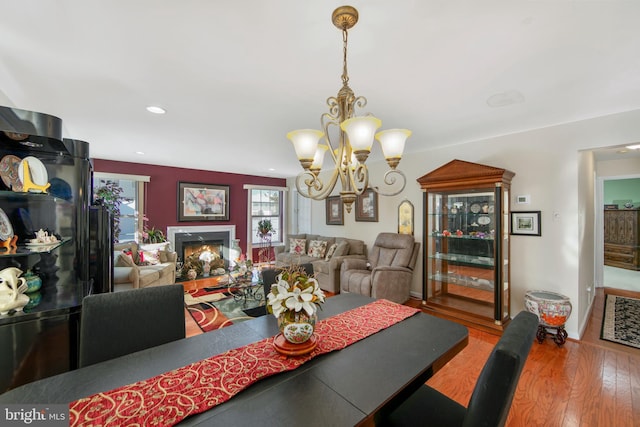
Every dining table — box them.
[0,293,468,426]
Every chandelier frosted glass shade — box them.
[375,129,412,169]
[287,129,325,170]
[340,116,382,161]
[311,144,328,173]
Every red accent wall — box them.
[92,159,286,255]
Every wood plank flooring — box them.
[184,288,640,426]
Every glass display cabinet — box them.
[417,160,515,332]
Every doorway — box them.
[595,174,640,293]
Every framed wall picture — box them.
[177,182,230,221]
[398,199,414,235]
[355,188,378,222]
[326,196,344,225]
[510,211,541,236]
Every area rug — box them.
[185,286,266,333]
[600,294,640,349]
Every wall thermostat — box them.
[516,195,530,204]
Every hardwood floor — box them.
[422,288,640,426]
[184,288,640,426]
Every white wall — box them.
[287,108,640,339]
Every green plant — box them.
[257,219,274,237]
[139,215,167,243]
[94,180,124,242]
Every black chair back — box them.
[463,311,538,427]
[79,284,186,367]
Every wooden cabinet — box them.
[418,160,514,333]
[604,209,640,270]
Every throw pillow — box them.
[308,240,328,258]
[142,250,160,265]
[289,238,306,254]
[333,241,350,257]
[115,253,136,268]
[324,243,339,261]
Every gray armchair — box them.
[340,233,420,304]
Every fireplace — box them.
[167,225,236,270]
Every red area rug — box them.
[184,286,265,332]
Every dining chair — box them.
[382,310,538,427]
[78,284,186,367]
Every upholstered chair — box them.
[340,233,420,304]
[79,284,186,367]
[382,311,538,427]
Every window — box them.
[248,187,285,245]
[93,172,149,243]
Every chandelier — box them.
[287,6,411,213]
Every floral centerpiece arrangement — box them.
[267,265,325,345]
[233,253,253,277]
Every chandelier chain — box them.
[341,29,349,87]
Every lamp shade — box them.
[287,129,324,161]
[340,116,381,152]
[375,129,411,159]
[311,144,328,170]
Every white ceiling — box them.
[2,1,640,177]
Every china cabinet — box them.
[417,159,515,332]
[0,106,95,392]
[603,209,640,270]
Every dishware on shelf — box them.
[0,154,23,192]
[0,207,18,251]
[18,156,50,193]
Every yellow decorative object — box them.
[0,235,18,252]
[20,161,50,193]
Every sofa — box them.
[113,242,177,291]
[274,234,367,293]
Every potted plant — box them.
[257,219,274,238]
[94,180,124,242]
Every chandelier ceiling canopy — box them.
[287,5,411,213]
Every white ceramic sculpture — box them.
[0,267,30,315]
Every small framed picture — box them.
[326,196,344,225]
[511,211,541,236]
[604,204,618,210]
[398,199,414,235]
[355,188,378,222]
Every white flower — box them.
[266,269,325,318]
[199,251,213,262]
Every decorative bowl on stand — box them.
[524,290,572,345]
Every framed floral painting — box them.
[177,182,230,221]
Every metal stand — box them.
[536,324,568,346]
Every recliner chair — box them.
[340,232,419,304]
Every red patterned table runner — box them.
[69,299,419,426]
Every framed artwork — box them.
[604,204,618,210]
[355,188,378,222]
[177,182,230,222]
[510,211,541,236]
[398,199,414,235]
[326,196,344,225]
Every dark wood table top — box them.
[0,293,468,426]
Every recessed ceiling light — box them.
[626,143,640,150]
[135,151,145,155]
[268,168,276,171]
[146,106,166,114]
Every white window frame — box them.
[243,184,288,256]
